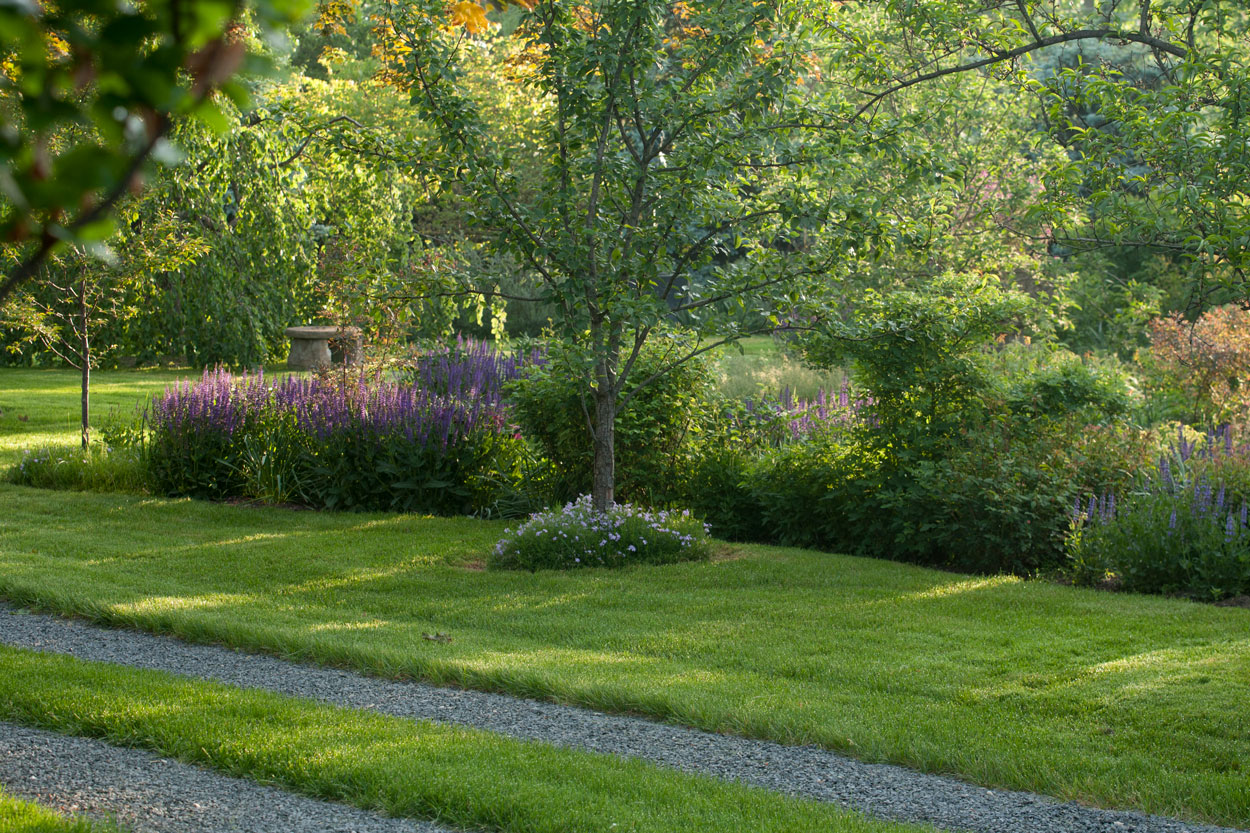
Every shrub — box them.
[1005,358,1133,422]
[1069,425,1250,599]
[508,339,716,505]
[682,448,767,542]
[1141,306,1250,426]
[489,496,711,571]
[145,367,528,514]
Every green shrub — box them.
[508,340,715,505]
[489,496,712,571]
[1068,427,1250,599]
[683,448,767,542]
[687,276,1157,574]
[1006,358,1132,422]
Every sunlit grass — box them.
[0,367,293,469]
[2,485,1249,826]
[712,339,847,399]
[0,788,123,833]
[0,646,932,833]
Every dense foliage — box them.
[1070,427,1250,600]
[508,339,716,506]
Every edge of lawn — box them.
[0,645,934,833]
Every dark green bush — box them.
[508,340,715,505]
[679,275,1141,574]
[683,448,767,542]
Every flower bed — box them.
[146,367,526,514]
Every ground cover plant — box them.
[2,485,1248,826]
[0,645,932,833]
[0,788,123,833]
[490,495,711,571]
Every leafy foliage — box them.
[508,338,715,506]
[0,0,311,302]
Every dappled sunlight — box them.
[1085,640,1250,694]
[117,531,300,560]
[865,575,1021,607]
[109,591,261,616]
[309,619,392,633]
[281,563,417,594]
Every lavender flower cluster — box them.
[1072,426,1250,540]
[150,367,511,451]
[1068,425,1250,598]
[731,381,874,447]
[489,495,712,571]
[405,336,544,405]
[145,359,525,512]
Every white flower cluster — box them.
[493,495,710,569]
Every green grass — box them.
[2,486,1248,826]
[0,367,292,470]
[0,788,122,833]
[711,338,846,400]
[0,646,929,833]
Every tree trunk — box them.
[79,279,90,450]
[591,383,615,511]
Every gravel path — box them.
[1,603,1243,833]
[0,722,451,833]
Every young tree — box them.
[381,0,858,509]
[373,0,1248,509]
[1,207,206,447]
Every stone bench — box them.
[284,326,362,370]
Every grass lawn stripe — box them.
[0,722,446,833]
[0,646,936,833]
[5,603,1245,833]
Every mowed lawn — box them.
[0,367,290,468]
[1,366,1248,827]
[1,485,1248,826]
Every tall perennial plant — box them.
[146,366,526,514]
[1069,426,1250,599]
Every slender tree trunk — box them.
[79,277,90,450]
[591,382,615,511]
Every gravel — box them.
[1,603,1244,833]
[0,722,451,833]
